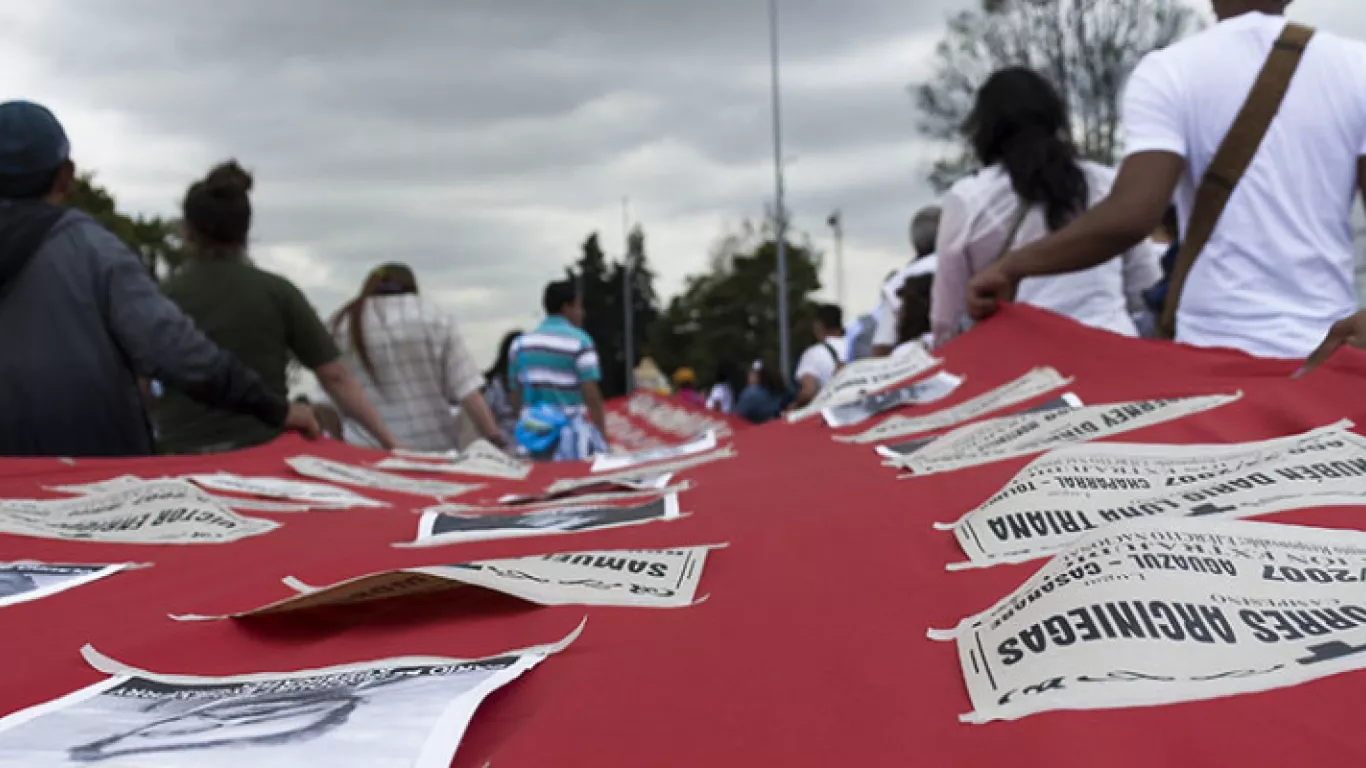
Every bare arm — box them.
[791,374,820,409]
[314,361,400,449]
[582,381,607,436]
[968,152,1186,319]
[459,391,506,447]
[1008,153,1184,279]
[97,227,322,436]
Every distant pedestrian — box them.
[156,161,398,454]
[483,330,523,446]
[510,279,608,460]
[331,263,504,451]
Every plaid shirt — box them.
[332,294,485,451]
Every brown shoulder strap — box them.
[1159,22,1315,339]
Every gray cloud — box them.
[4,0,1361,364]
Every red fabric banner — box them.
[2,304,1366,767]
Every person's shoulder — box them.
[564,324,595,349]
[248,264,304,294]
[50,209,130,259]
[947,165,1008,204]
[1310,26,1366,67]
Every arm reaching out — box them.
[582,381,607,437]
[100,227,296,432]
[968,152,1186,321]
[314,360,399,449]
[460,391,506,448]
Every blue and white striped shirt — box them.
[510,316,601,410]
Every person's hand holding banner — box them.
[1297,310,1366,377]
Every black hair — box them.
[543,279,579,316]
[896,274,934,346]
[183,160,254,256]
[0,165,61,200]
[815,304,844,333]
[965,67,1088,232]
[486,330,523,384]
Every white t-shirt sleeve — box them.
[795,345,835,386]
[1122,54,1187,158]
[872,298,899,348]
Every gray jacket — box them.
[0,201,287,457]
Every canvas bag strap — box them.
[1159,22,1315,339]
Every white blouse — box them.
[931,162,1162,343]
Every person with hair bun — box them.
[932,67,1160,346]
[154,161,399,454]
[0,103,318,456]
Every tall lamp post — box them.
[768,0,792,382]
[827,210,844,310]
[622,197,635,393]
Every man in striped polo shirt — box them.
[509,279,608,460]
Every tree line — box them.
[568,217,824,399]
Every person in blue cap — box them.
[0,100,319,456]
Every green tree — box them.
[649,219,823,388]
[65,174,185,280]
[574,228,661,399]
[914,0,1196,191]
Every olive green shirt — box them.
[154,260,339,454]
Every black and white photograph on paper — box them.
[378,440,533,481]
[0,480,277,544]
[404,494,683,547]
[875,394,1084,461]
[286,456,481,498]
[932,518,1366,724]
[786,345,941,423]
[943,423,1366,568]
[821,372,964,428]
[838,367,1072,445]
[590,430,718,473]
[896,393,1242,476]
[175,544,720,620]
[0,629,580,768]
[548,448,735,495]
[188,473,387,509]
[497,472,674,507]
[0,562,134,608]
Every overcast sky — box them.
[3,0,1364,365]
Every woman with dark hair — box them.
[154,161,398,454]
[483,330,523,446]
[330,264,504,451]
[931,67,1160,345]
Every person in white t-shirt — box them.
[967,0,1366,359]
[933,67,1161,346]
[872,207,941,356]
[791,304,849,409]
